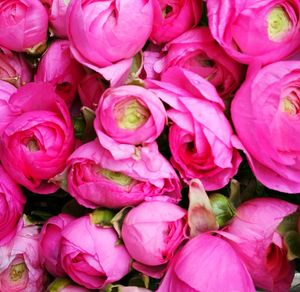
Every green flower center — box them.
[267,7,291,41]
[9,263,27,282]
[280,96,300,115]
[98,169,133,186]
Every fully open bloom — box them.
[148,67,241,190]
[157,233,255,292]
[39,213,74,277]
[0,165,26,246]
[67,0,153,83]
[122,201,186,278]
[0,82,74,194]
[94,85,167,160]
[154,27,245,98]
[207,0,300,64]
[60,215,131,289]
[223,198,298,292]
[151,0,202,44]
[0,0,48,52]
[35,40,85,106]
[0,225,46,291]
[232,61,300,193]
[64,140,181,209]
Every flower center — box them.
[98,169,133,186]
[9,263,27,282]
[162,5,173,18]
[25,137,40,152]
[280,95,300,115]
[267,6,291,41]
[114,98,150,130]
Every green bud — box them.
[90,208,115,227]
[47,278,72,292]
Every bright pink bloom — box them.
[65,140,181,209]
[232,61,300,193]
[0,225,46,291]
[154,27,245,98]
[223,198,298,292]
[0,49,32,87]
[35,40,85,106]
[60,215,131,289]
[207,0,300,64]
[0,164,26,246]
[0,0,48,52]
[94,85,167,160]
[148,67,241,190]
[66,0,153,83]
[122,201,186,278]
[39,213,74,277]
[151,0,202,44]
[49,0,70,38]
[0,82,74,194]
[157,233,255,292]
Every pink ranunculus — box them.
[66,0,154,83]
[39,213,74,277]
[35,40,85,106]
[154,27,245,98]
[151,0,202,44]
[78,73,106,111]
[49,0,70,38]
[60,215,131,289]
[232,61,300,193]
[0,164,26,246]
[94,85,167,160]
[207,0,300,64]
[0,49,32,88]
[0,0,48,52]
[0,225,46,292]
[223,198,298,292]
[0,82,75,194]
[122,201,187,278]
[65,140,181,209]
[157,233,255,292]
[148,67,242,190]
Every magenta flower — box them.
[49,0,70,38]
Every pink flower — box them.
[66,0,153,82]
[151,0,202,44]
[0,48,32,88]
[122,201,187,278]
[157,233,255,292]
[154,27,245,98]
[232,61,300,193]
[222,198,298,292]
[94,85,167,160]
[0,0,48,52]
[207,0,300,64]
[60,215,131,289]
[0,164,26,246]
[0,225,46,292]
[78,73,106,111]
[39,213,74,277]
[148,67,242,190]
[49,0,70,38]
[0,82,74,194]
[35,40,85,106]
[65,140,181,209]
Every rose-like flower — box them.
[151,0,202,44]
[0,49,32,87]
[0,0,48,52]
[39,213,74,277]
[154,27,245,98]
[94,85,167,160]
[78,73,106,111]
[207,0,300,64]
[232,61,300,193]
[60,215,131,289]
[0,164,26,246]
[0,82,74,194]
[49,0,70,38]
[66,0,153,82]
[222,198,298,292]
[157,233,255,292]
[0,225,46,291]
[122,201,186,278]
[35,40,85,106]
[64,140,181,209]
[148,67,242,190]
